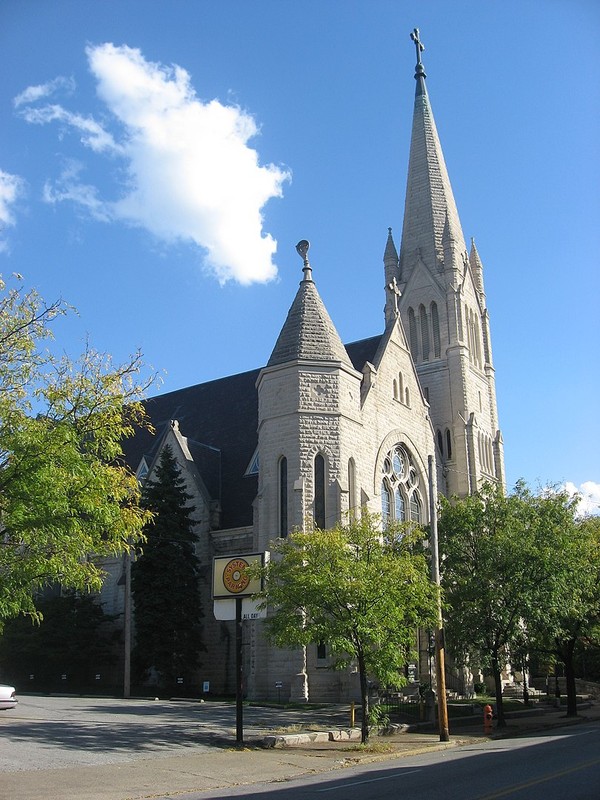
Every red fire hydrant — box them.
[483,704,493,733]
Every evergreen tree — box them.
[132,445,204,690]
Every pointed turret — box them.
[399,29,466,283]
[384,227,401,326]
[469,238,485,296]
[268,241,352,368]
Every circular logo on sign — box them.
[222,558,250,594]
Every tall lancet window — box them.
[408,307,419,361]
[348,458,357,518]
[419,304,430,361]
[431,301,441,358]
[314,454,326,529]
[279,457,288,538]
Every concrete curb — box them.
[263,728,363,747]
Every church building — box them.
[102,31,504,702]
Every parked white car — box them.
[0,684,17,710]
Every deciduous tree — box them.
[438,482,544,727]
[0,275,154,627]
[253,513,437,743]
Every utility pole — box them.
[123,548,131,698]
[429,455,450,742]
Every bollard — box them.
[350,701,355,728]
[483,704,493,733]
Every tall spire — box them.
[399,28,467,281]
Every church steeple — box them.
[399,29,467,284]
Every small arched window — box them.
[314,453,326,529]
[279,457,288,538]
[445,429,453,460]
[393,379,398,400]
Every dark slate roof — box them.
[345,335,383,371]
[122,334,384,532]
[122,368,261,531]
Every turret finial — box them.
[296,239,312,281]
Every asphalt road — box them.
[179,723,600,799]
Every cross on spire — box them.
[410,28,424,65]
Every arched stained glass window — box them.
[395,487,406,521]
[381,481,391,524]
[380,444,423,525]
[410,491,422,522]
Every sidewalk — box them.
[4,703,599,800]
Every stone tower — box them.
[385,30,505,497]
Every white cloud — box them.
[0,170,25,253]
[16,44,290,284]
[562,481,600,517]
[20,104,121,154]
[42,160,111,222]
[13,76,75,108]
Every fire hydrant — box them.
[483,704,493,733]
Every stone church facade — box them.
[100,37,504,701]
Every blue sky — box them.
[1,1,599,512]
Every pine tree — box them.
[132,445,204,690]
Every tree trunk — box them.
[358,649,369,744]
[491,651,506,728]
[563,640,578,717]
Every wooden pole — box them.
[236,597,243,745]
[429,455,450,742]
[123,549,131,699]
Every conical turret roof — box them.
[267,244,352,368]
[399,31,466,277]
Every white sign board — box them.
[213,596,267,621]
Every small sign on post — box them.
[212,552,269,746]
